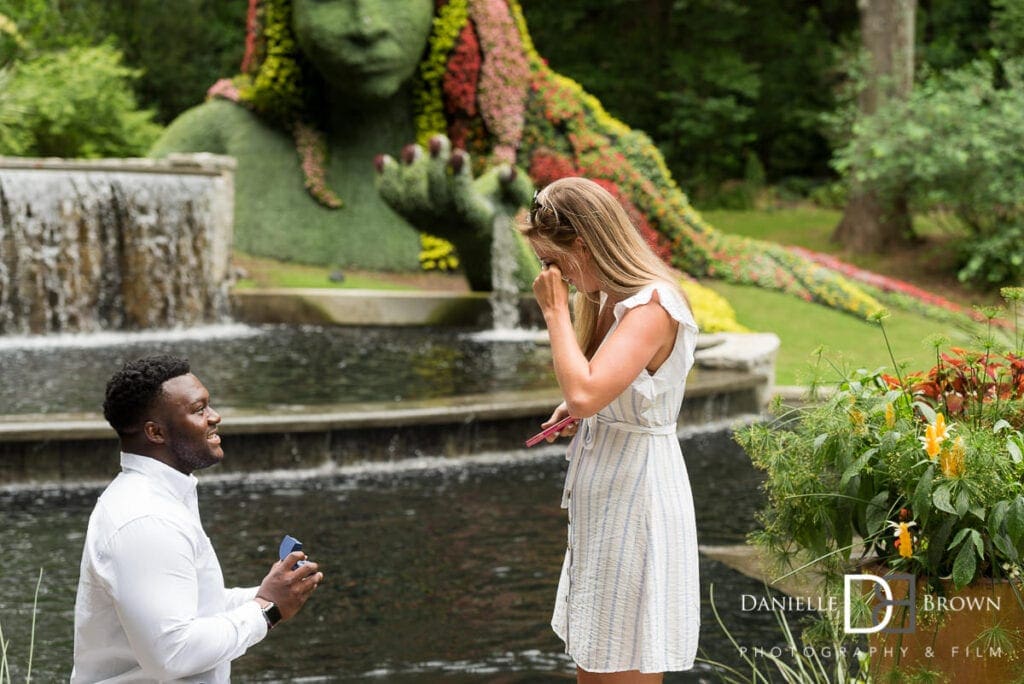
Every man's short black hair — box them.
[103,355,191,436]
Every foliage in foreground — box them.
[0,569,42,684]
[738,290,1024,594]
[700,584,869,684]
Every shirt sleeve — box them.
[224,585,261,610]
[102,516,268,681]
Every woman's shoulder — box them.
[614,281,697,331]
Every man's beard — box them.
[167,431,220,472]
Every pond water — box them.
[0,325,555,414]
[0,431,808,682]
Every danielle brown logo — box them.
[843,573,916,634]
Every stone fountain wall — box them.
[0,154,235,334]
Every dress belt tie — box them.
[560,415,678,508]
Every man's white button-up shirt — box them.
[72,453,268,683]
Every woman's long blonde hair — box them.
[519,177,684,356]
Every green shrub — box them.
[833,59,1024,288]
[0,43,162,157]
[807,180,847,210]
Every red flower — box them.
[443,22,481,118]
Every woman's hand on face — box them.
[533,262,570,315]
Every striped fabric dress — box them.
[551,282,700,673]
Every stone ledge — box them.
[0,370,761,443]
[0,369,766,484]
[230,288,503,327]
[0,153,236,175]
[695,332,780,406]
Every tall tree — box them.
[832,0,916,252]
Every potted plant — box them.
[736,288,1024,681]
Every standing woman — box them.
[522,177,700,683]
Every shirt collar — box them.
[120,452,198,502]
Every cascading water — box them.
[488,213,521,331]
[0,155,234,334]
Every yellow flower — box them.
[919,413,951,459]
[920,424,942,459]
[885,402,895,428]
[940,436,966,478]
[890,521,917,559]
[850,409,866,432]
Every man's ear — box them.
[143,420,166,445]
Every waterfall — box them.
[0,155,234,334]
[489,213,521,331]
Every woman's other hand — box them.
[542,401,577,442]
[533,262,570,317]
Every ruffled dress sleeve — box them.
[611,281,700,401]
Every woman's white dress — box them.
[551,282,700,673]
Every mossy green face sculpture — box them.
[291,0,432,101]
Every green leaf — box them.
[970,529,984,558]
[948,527,972,551]
[842,448,877,489]
[994,419,1012,433]
[933,484,957,515]
[813,433,829,452]
[915,401,937,424]
[955,487,970,517]
[929,517,956,571]
[866,491,890,537]
[1008,437,1023,465]
[990,500,1009,537]
[953,540,978,588]
[994,533,1018,562]
[912,466,935,526]
[1007,497,1024,546]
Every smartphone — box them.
[525,415,577,447]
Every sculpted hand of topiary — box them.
[375,133,538,291]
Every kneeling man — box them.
[72,354,322,683]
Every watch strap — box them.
[261,601,283,630]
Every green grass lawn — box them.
[702,205,954,250]
[233,253,414,291]
[708,281,980,386]
[702,206,842,253]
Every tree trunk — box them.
[833,0,916,252]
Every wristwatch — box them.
[261,601,283,630]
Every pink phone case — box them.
[525,415,577,447]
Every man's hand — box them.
[255,552,322,621]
